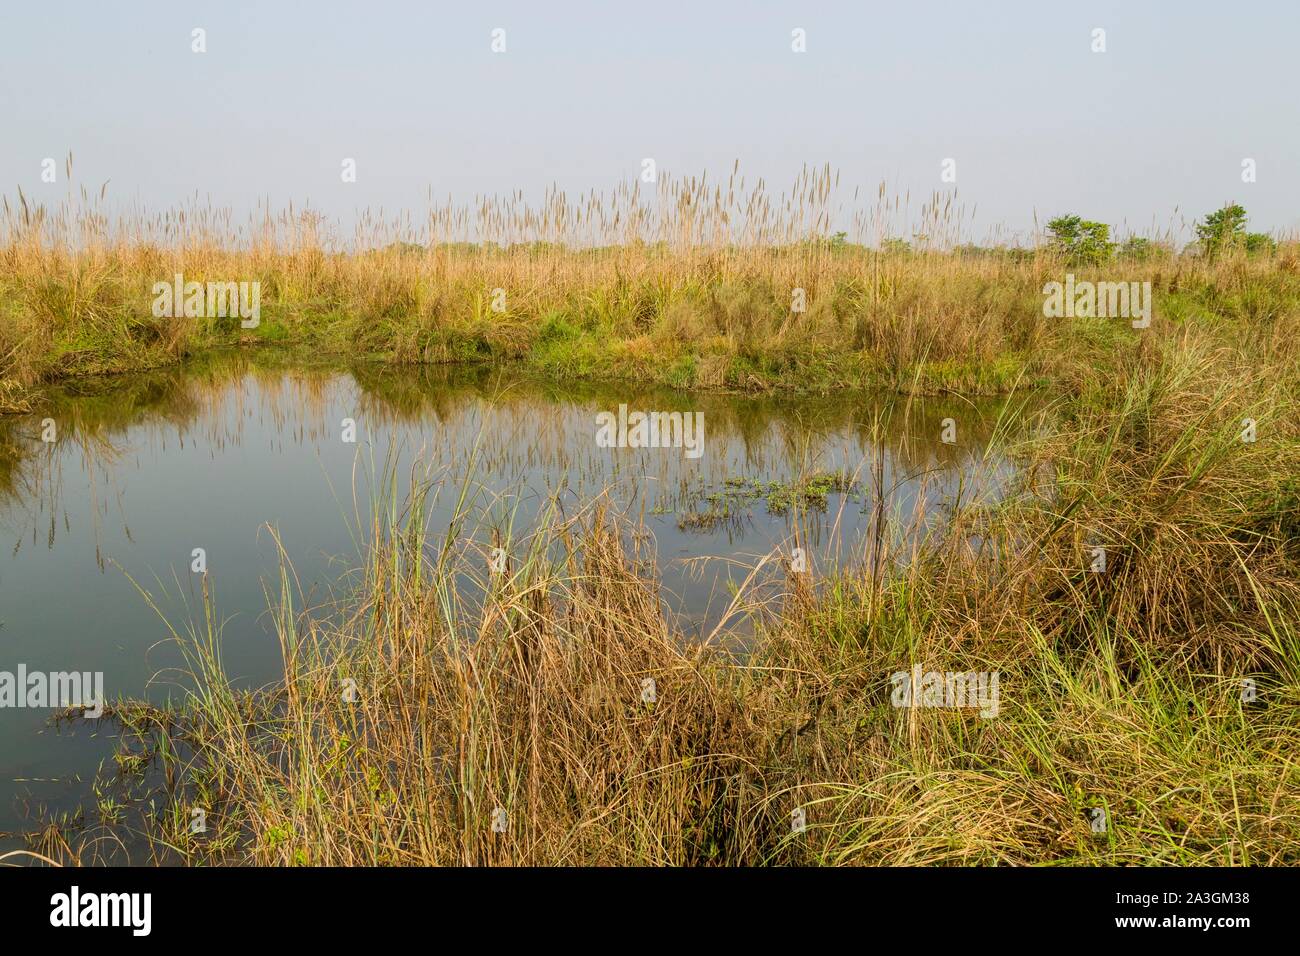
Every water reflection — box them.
[0,350,1025,851]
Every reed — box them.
[34,306,1300,865]
[9,165,1299,866]
[5,164,1298,413]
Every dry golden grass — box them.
[5,164,1299,412]
[8,166,1300,866]
[37,312,1292,867]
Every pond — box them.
[0,351,1021,854]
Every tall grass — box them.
[36,308,1297,866]
[9,165,1299,865]
[5,165,1299,412]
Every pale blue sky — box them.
[1,0,1295,242]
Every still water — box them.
[0,352,1018,852]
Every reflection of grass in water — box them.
[0,347,1025,542]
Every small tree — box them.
[1046,215,1115,265]
[1196,203,1247,257]
[1244,231,1277,256]
[1196,203,1274,258]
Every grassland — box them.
[6,234,1300,412]
[5,166,1299,416]
[7,170,1300,865]
[20,269,1300,866]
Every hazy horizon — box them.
[2,1,1296,244]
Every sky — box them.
[1,0,1296,244]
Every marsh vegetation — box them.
[2,169,1298,866]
